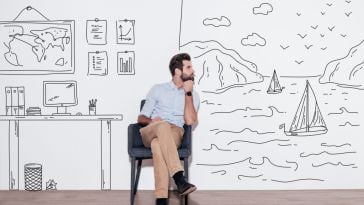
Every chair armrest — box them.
[181,125,192,153]
[128,123,143,156]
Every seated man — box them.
[138,53,200,205]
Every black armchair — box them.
[128,100,192,205]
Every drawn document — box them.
[88,51,108,76]
[117,51,135,75]
[116,19,135,44]
[86,19,107,45]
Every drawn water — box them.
[194,76,363,188]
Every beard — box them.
[181,73,194,82]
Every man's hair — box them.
[169,53,191,76]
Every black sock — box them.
[172,171,185,186]
[156,198,167,205]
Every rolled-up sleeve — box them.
[140,85,158,117]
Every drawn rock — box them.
[181,40,263,92]
[320,40,364,89]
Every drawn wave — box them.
[238,174,263,179]
[248,88,261,93]
[196,157,251,166]
[197,156,295,170]
[339,122,360,127]
[203,144,231,151]
[211,170,227,175]
[300,151,357,157]
[251,106,285,117]
[271,178,324,183]
[249,157,292,169]
[228,139,289,145]
[321,142,351,148]
[201,100,216,105]
[210,107,262,115]
[312,162,355,167]
[214,128,275,135]
[328,107,359,115]
[286,160,298,171]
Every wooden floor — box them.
[1,190,364,205]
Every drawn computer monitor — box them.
[43,81,78,115]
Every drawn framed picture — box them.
[0,20,75,75]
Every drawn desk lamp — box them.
[43,81,78,115]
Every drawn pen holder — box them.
[89,105,96,115]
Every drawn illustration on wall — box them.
[280,80,328,136]
[252,3,274,15]
[241,33,266,47]
[43,80,78,115]
[179,0,361,186]
[24,163,42,191]
[0,6,75,75]
[117,51,135,75]
[1,79,122,190]
[86,18,107,45]
[116,19,135,44]
[267,70,284,94]
[5,86,25,115]
[88,51,108,76]
[46,179,57,190]
[203,16,231,27]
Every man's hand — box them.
[151,116,162,123]
[183,80,194,93]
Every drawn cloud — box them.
[319,40,364,90]
[180,40,263,93]
[203,16,231,27]
[253,3,273,15]
[241,33,266,46]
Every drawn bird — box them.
[326,3,333,6]
[295,60,304,64]
[328,26,335,31]
[320,34,325,37]
[311,25,319,29]
[340,34,347,37]
[305,44,313,49]
[345,12,352,17]
[280,45,290,50]
[320,47,328,50]
[296,12,302,16]
[297,33,307,39]
[345,0,351,3]
[321,11,326,15]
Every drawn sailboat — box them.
[267,70,284,94]
[280,80,327,136]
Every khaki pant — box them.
[140,121,184,198]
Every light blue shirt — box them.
[140,81,200,128]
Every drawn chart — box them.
[117,51,135,75]
[116,19,135,44]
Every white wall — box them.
[0,0,364,191]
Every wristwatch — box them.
[185,91,192,96]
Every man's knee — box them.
[156,121,170,135]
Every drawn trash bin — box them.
[24,163,42,191]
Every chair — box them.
[128,100,192,205]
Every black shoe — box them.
[176,182,197,196]
[156,198,167,205]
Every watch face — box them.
[186,91,192,96]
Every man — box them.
[138,53,200,205]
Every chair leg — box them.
[130,158,136,205]
[134,160,143,195]
[183,158,189,205]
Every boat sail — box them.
[267,70,284,94]
[281,80,327,136]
